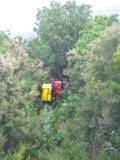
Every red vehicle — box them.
[52,80,65,100]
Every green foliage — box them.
[43,113,90,160]
[0,31,11,54]
[80,22,120,159]
[97,154,114,160]
[76,15,118,50]
[0,2,120,160]
[33,1,91,78]
[0,102,29,152]
[0,32,49,158]
[28,38,54,66]
[64,49,85,92]
[64,22,120,160]
[113,50,120,68]
[112,129,120,148]
[6,144,27,160]
[23,80,34,92]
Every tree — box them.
[0,31,11,53]
[64,15,119,93]
[76,15,118,50]
[28,38,53,66]
[81,22,120,158]
[0,36,49,156]
[34,1,92,79]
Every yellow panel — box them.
[42,84,52,89]
[41,85,52,101]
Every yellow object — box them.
[41,84,52,102]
